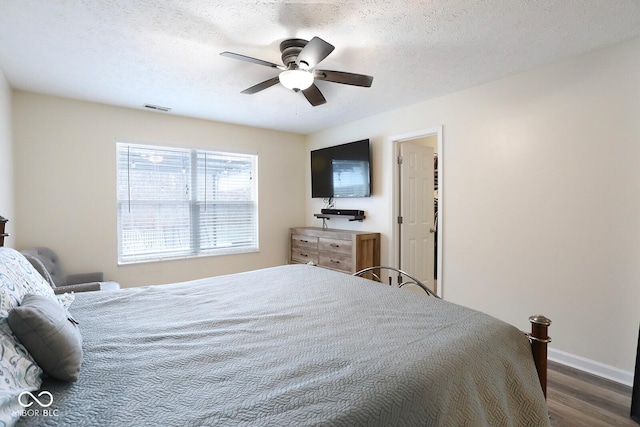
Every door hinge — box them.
[397,216,403,224]
[397,155,403,165]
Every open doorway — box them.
[391,127,443,297]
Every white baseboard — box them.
[549,347,634,387]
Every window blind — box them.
[116,142,258,264]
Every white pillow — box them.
[0,318,43,426]
[0,248,54,425]
[0,248,57,313]
[56,292,76,310]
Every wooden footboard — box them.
[528,315,552,398]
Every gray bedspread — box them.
[18,264,549,426]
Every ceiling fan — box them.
[220,37,373,106]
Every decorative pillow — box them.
[0,248,57,314]
[8,294,83,382]
[0,248,51,425]
[56,292,76,310]
[0,318,43,426]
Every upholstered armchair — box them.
[20,247,120,294]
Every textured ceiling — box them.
[1,1,640,134]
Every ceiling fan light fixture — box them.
[221,36,372,106]
[279,69,314,91]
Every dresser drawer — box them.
[291,248,319,265]
[292,234,318,250]
[319,252,352,273]
[318,237,352,255]
[289,227,379,274]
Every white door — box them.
[399,142,435,292]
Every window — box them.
[116,142,258,264]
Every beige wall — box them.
[12,92,306,287]
[410,135,438,153]
[0,70,12,243]
[307,38,640,374]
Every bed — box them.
[0,247,550,426]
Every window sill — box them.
[117,247,259,266]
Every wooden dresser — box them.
[289,227,380,274]
[0,216,8,247]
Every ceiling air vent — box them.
[143,104,171,112]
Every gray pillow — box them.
[8,294,82,381]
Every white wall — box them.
[12,92,306,287]
[307,38,640,374]
[0,69,13,244]
[411,135,438,153]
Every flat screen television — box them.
[311,139,371,198]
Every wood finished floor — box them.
[547,361,637,426]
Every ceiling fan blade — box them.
[302,84,327,106]
[315,70,374,87]
[241,77,281,94]
[296,37,334,69]
[220,52,284,70]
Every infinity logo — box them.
[18,391,53,408]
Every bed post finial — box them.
[529,315,552,399]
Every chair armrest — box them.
[53,281,120,294]
[66,272,103,285]
[54,282,101,294]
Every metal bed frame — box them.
[353,266,439,297]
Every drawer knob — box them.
[300,239,309,243]
[330,259,340,264]
[300,253,308,257]
[330,243,339,248]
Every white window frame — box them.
[116,141,258,264]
